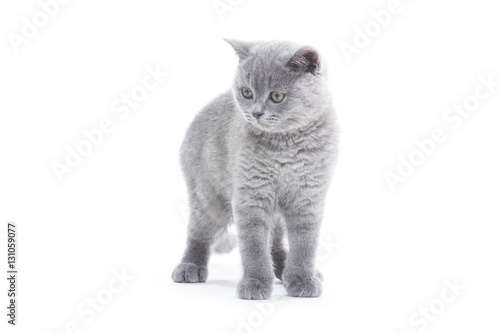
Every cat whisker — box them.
[242,113,253,122]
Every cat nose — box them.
[252,111,264,119]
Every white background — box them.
[1,0,499,332]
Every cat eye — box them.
[270,91,285,103]
[241,87,253,99]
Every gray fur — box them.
[172,39,338,299]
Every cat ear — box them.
[224,39,252,62]
[286,47,321,74]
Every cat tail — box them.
[211,229,237,254]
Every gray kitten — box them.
[172,39,338,299]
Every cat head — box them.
[225,39,330,133]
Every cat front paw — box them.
[172,262,208,283]
[237,277,273,300]
[283,273,322,297]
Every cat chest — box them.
[238,148,319,190]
